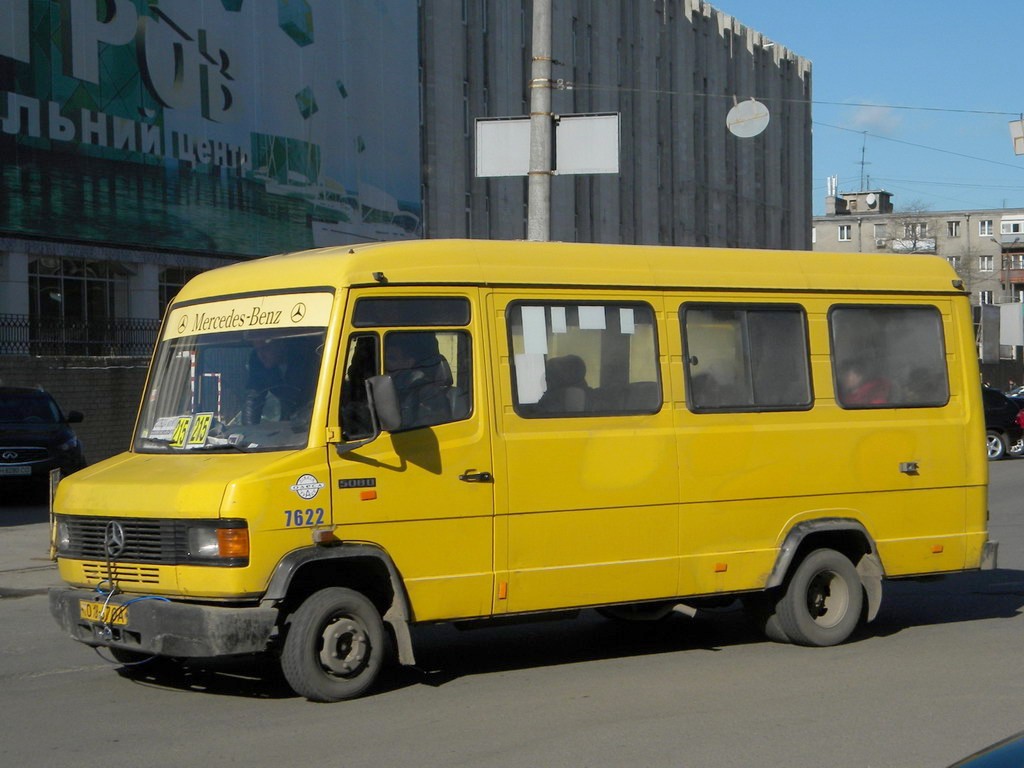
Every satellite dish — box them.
[726,99,770,138]
[865,193,877,207]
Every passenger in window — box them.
[243,337,316,424]
[837,359,891,406]
[385,333,453,429]
[538,354,590,412]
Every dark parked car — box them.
[982,385,1023,460]
[0,386,86,496]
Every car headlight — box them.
[57,436,79,452]
[56,520,71,552]
[186,522,249,564]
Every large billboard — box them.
[0,0,421,257]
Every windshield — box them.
[134,292,332,453]
[0,392,61,424]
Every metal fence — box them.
[0,314,160,357]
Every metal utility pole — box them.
[527,0,553,241]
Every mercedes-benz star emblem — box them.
[177,316,189,334]
[291,302,306,323]
[104,521,126,558]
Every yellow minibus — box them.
[49,239,996,701]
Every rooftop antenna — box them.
[858,132,871,192]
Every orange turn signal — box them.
[217,527,250,558]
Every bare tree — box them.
[887,200,935,254]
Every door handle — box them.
[459,470,493,483]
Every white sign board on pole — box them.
[475,112,620,177]
[475,117,531,177]
[1010,119,1024,156]
[553,113,620,175]
[1000,301,1024,346]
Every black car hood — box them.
[0,423,74,448]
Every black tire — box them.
[775,548,863,647]
[987,430,1008,461]
[742,593,791,643]
[280,587,385,702]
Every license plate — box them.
[0,466,31,476]
[79,600,129,626]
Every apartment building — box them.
[813,189,1024,307]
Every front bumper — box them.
[49,587,278,658]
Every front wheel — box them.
[281,587,385,702]
[987,430,1008,460]
[775,549,863,647]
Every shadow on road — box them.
[90,567,1024,701]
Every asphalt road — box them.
[1,464,1023,768]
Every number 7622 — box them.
[284,508,325,527]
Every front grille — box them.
[82,562,161,585]
[0,447,48,464]
[60,517,188,565]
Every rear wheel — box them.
[281,587,385,702]
[775,549,863,647]
[987,430,1007,460]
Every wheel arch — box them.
[263,543,416,665]
[766,518,884,623]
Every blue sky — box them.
[716,1,1024,216]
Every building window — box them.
[1001,220,1024,235]
[158,268,199,316]
[980,290,994,304]
[838,224,852,242]
[29,257,128,327]
[980,220,994,236]
[947,256,960,270]
[947,221,960,237]
[904,222,928,238]
[980,255,994,273]
[873,223,887,239]
[28,257,130,354]
[811,226,816,244]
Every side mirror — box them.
[334,375,401,456]
[366,375,402,432]
[66,411,84,424]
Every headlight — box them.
[186,522,249,564]
[57,436,79,452]
[56,520,71,552]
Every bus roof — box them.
[176,239,966,300]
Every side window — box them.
[830,306,949,409]
[681,304,812,411]
[384,331,472,430]
[341,334,379,439]
[343,297,473,435]
[507,302,661,417]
